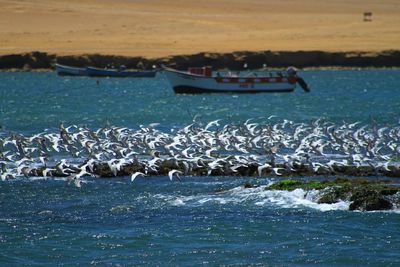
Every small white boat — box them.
[55,63,87,76]
[86,66,157,78]
[163,66,309,94]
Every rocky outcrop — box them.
[0,51,55,69]
[24,159,400,179]
[87,161,400,178]
[1,50,400,70]
[264,178,400,211]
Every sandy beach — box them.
[0,0,399,58]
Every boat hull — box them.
[164,68,296,94]
[173,86,294,94]
[86,67,157,78]
[55,63,87,76]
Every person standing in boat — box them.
[118,65,126,72]
[286,66,310,92]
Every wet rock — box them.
[92,161,145,177]
[243,182,255,189]
[349,196,392,211]
[121,162,146,175]
[0,51,55,69]
[348,185,397,211]
[92,162,115,177]
[317,187,352,204]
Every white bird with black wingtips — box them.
[168,169,182,182]
[131,171,146,182]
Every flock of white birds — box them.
[1,118,399,187]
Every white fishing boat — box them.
[163,66,309,94]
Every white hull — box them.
[163,68,297,94]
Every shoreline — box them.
[1,50,400,71]
[3,66,400,73]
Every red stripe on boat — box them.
[215,77,289,83]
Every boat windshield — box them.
[215,70,287,78]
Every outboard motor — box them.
[286,66,310,92]
[296,76,310,92]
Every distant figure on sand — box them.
[363,12,372,22]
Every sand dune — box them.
[0,0,399,57]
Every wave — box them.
[154,183,350,212]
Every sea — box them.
[0,69,399,266]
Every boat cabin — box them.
[188,66,213,77]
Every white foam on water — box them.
[243,187,350,211]
[304,189,350,211]
[155,184,350,211]
[38,210,53,215]
[196,196,240,205]
[109,204,135,213]
[27,176,49,181]
[171,197,185,206]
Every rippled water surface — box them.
[2,177,400,266]
[1,70,399,132]
[1,70,400,266]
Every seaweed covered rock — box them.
[348,185,395,211]
[317,186,353,204]
[265,178,399,211]
[265,179,304,190]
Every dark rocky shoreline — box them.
[26,156,400,179]
[1,50,400,70]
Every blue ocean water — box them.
[1,70,400,266]
[1,70,399,132]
